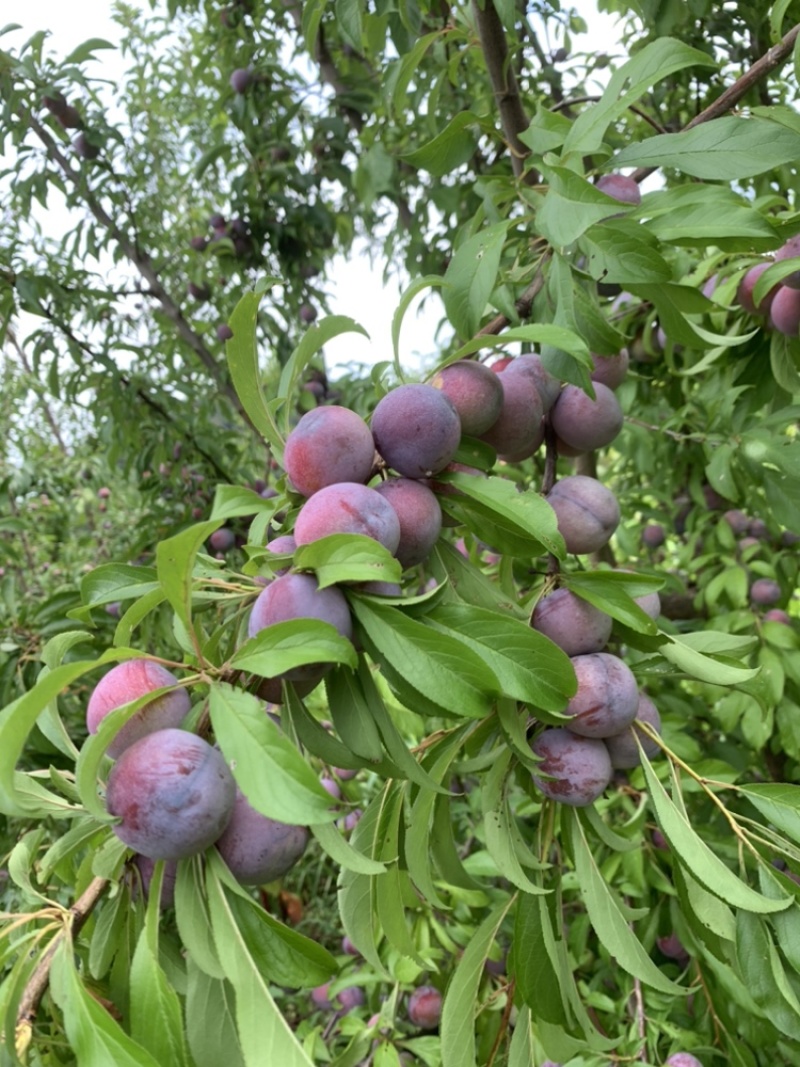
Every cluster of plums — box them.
[89,660,307,888]
[736,234,800,334]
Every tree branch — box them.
[632,21,800,182]
[471,0,536,183]
[15,877,108,1058]
[24,112,255,433]
[477,250,551,338]
[6,328,69,455]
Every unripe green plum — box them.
[294,483,401,555]
[546,476,620,555]
[550,382,623,453]
[407,985,443,1029]
[284,406,375,497]
[531,728,613,806]
[430,360,504,436]
[86,660,191,759]
[374,477,442,568]
[564,653,639,738]
[372,384,461,477]
[604,693,662,768]
[215,789,308,885]
[531,587,612,656]
[106,729,236,860]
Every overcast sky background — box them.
[7,1,623,376]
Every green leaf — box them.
[482,750,549,895]
[638,755,791,914]
[565,572,661,634]
[50,941,161,1067]
[449,323,590,367]
[570,812,686,994]
[736,911,800,1040]
[513,893,571,1026]
[80,564,158,607]
[349,598,496,718]
[175,858,225,980]
[440,898,515,1067]
[740,784,800,847]
[186,960,246,1067]
[427,604,575,714]
[156,521,220,638]
[581,219,672,284]
[209,683,336,825]
[391,275,445,375]
[227,288,285,454]
[230,619,358,678]
[563,38,716,155]
[210,484,274,521]
[311,819,386,874]
[442,223,510,338]
[278,316,369,432]
[643,184,778,247]
[446,472,565,558]
[660,634,760,684]
[64,37,116,63]
[294,534,402,589]
[402,111,482,176]
[537,166,639,248]
[206,866,316,1067]
[613,116,800,179]
[335,0,363,49]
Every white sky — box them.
[7,1,622,377]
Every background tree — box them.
[1,1,800,1065]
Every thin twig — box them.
[15,877,109,1058]
[632,21,800,182]
[477,252,551,338]
[550,94,667,134]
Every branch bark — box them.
[471,0,536,183]
[15,877,108,1059]
[632,20,800,182]
[24,112,255,434]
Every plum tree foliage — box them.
[2,2,800,1067]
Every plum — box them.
[596,173,641,206]
[210,527,235,552]
[266,534,296,574]
[774,235,800,289]
[299,303,318,324]
[294,483,401,555]
[216,323,234,341]
[478,370,544,460]
[248,571,353,683]
[749,517,769,540]
[549,382,623,454]
[590,349,629,390]
[321,776,342,800]
[215,789,308,884]
[604,692,662,768]
[736,262,779,315]
[722,509,749,535]
[311,983,333,1010]
[188,281,211,302]
[750,578,781,606]
[337,985,365,1012]
[73,132,100,160]
[665,1055,703,1067]
[531,587,612,656]
[764,609,791,624]
[284,405,376,497]
[229,67,253,93]
[371,384,461,478]
[86,660,191,759]
[635,590,661,620]
[501,353,561,411]
[430,359,504,436]
[407,985,443,1029]
[642,523,666,549]
[190,235,209,251]
[657,932,690,965]
[563,653,639,739]
[546,476,620,554]
[374,478,442,568]
[769,285,800,335]
[132,855,178,909]
[531,728,613,807]
[106,729,236,860]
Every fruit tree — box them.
[1,2,800,1066]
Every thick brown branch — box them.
[15,877,108,1057]
[472,0,536,183]
[24,112,253,431]
[632,21,800,182]
[283,4,364,131]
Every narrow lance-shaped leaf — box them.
[226,287,285,456]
